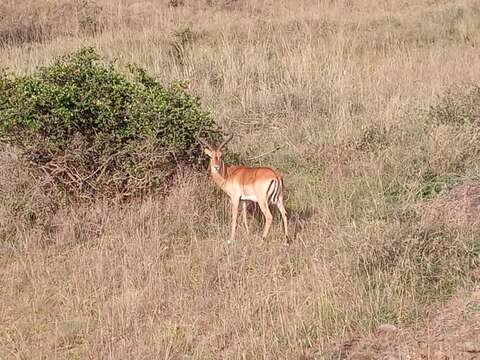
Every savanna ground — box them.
[1,0,480,358]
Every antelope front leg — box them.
[228,198,240,243]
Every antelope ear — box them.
[204,148,213,158]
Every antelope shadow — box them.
[244,202,314,241]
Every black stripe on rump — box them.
[266,179,276,204]
[273,180,280,204]
[273,178,282,204]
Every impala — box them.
[197,134,289,244]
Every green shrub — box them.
[0,47,220,198]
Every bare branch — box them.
[196,134,213,150]
[246,146,282,161]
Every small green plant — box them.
[170,26,197,65]
[428,85,480,126]
[353,125,389,152]
[77,0,104,36]
[415,172,461,199]
[0,47,220,198]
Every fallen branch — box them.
[246,146,282,161]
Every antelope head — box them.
[197,134,233,173]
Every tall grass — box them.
[1,0,480,358]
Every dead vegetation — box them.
[419,182,480,232]
[328,287,480,359]
[0,0,105,47]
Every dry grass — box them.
[1,0,480,358]
[338,287,480,359]
[419,182,480,231]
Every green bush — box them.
[0,47,219,198]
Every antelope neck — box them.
[210,162,229,189]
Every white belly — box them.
[240,194,258,202]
